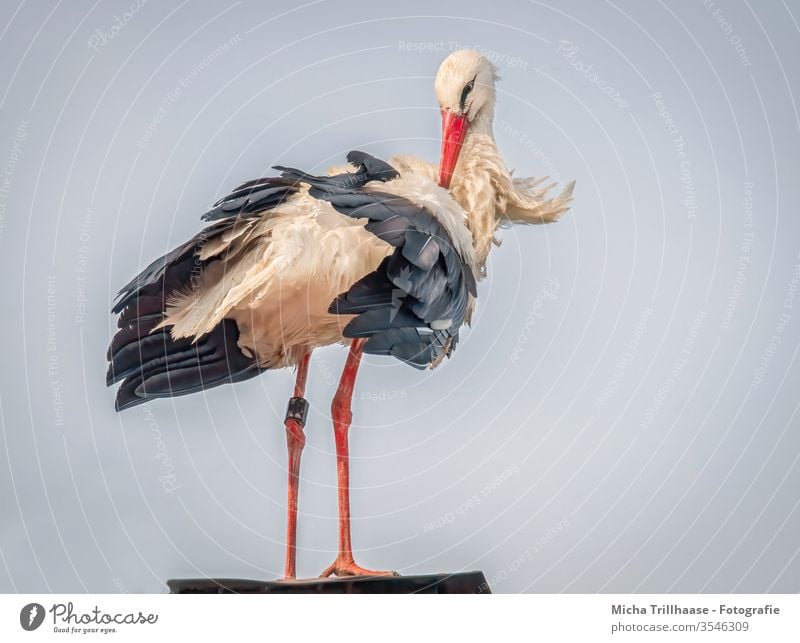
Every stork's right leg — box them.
[320,339,396,578]
[283,352,311,580]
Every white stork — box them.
[107,50,574,579]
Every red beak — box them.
[438,110,468,189]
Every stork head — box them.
[435,50,498,188]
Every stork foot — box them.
[319,557,398,578]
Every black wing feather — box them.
[201,177,298,222]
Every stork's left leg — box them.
[283,352,311,580]
[320,339,397,578]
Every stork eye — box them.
[459,76,476,111]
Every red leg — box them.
[283,352,311,580]
[320,339,397,578]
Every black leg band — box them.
[285,396,309,427]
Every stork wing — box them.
[108,151,403,410]
[277,153,477,369]
[108,218,274,411]
[107,176,302,410]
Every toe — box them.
[318,559,398,578]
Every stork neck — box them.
[450,113,507,275]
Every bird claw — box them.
[320,557,398,578]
